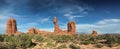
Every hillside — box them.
[0,34,120,49]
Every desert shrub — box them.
[6,44,16,49]
[69,44,81,49]
[107,44,114,47]
[53,35,75,43]
[33,35,44,42]
[95,44,104,48]
[4,34,33,49]
[57,44,67,49]
[105,34,119,44]
[0,46,8,49]
[81,40,91,45]
[80,36,98,45]
[46,42,55,47]
[89,36,98,44]
[59,44,67,48]
[75,34,90,41]
[0,34,5,42]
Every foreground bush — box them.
[53,35,75,43]
[4,34,34,49]
[33,34,44,42]
[0,34,5,42]
[95,44,104,48]
[69,43,81,49]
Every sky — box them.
[0,0,120,34]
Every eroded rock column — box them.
[53,16,62,33]
[6,18,17,35]
[67,21,76,35]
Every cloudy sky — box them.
[0,0,120,34]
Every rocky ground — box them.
[0,34,120,49]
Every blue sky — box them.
[0,0,120,34]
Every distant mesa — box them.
[92,30,98,36]
[6,18,23,35]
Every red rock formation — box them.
[11,18,17,34]
[67,21,76,35]
[53,16,62,33]
[28,28,38,34]
[92,30,98,36]
[6,18,17,35]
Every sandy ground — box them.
[80,44,120,49]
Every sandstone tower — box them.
[53,16,62,33]
[6,18,17,35]
[67,21,76,35]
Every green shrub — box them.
[4,34,34,49]
[53,35,75,43]
[57,44,67,49]
[69,44,81,49]
[46,42,55,47]
[33,35,44,42]
[59,44,67,48]
[105,34,119,44]
[0,46,8,49]
[0,35,5,42]
[95,44,104,48]
[81,40,91,45]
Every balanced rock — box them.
[53,16,62,33]
[6,18,17,35]
[67,21,76,35]
[92,30,98,36]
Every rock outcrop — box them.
[6,18,17,35]
[28,27,54,36]
[67,21,76,35]
[28,28,38,34]
[6,18,23,35]
[92,30,98,36]
[5,17,77,35]
[53,16,62,33]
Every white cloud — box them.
[39,16,51,23]
[76,19,120,34]
[64,13,84,20]
[96,19,120,25]
[62,5,88,20]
